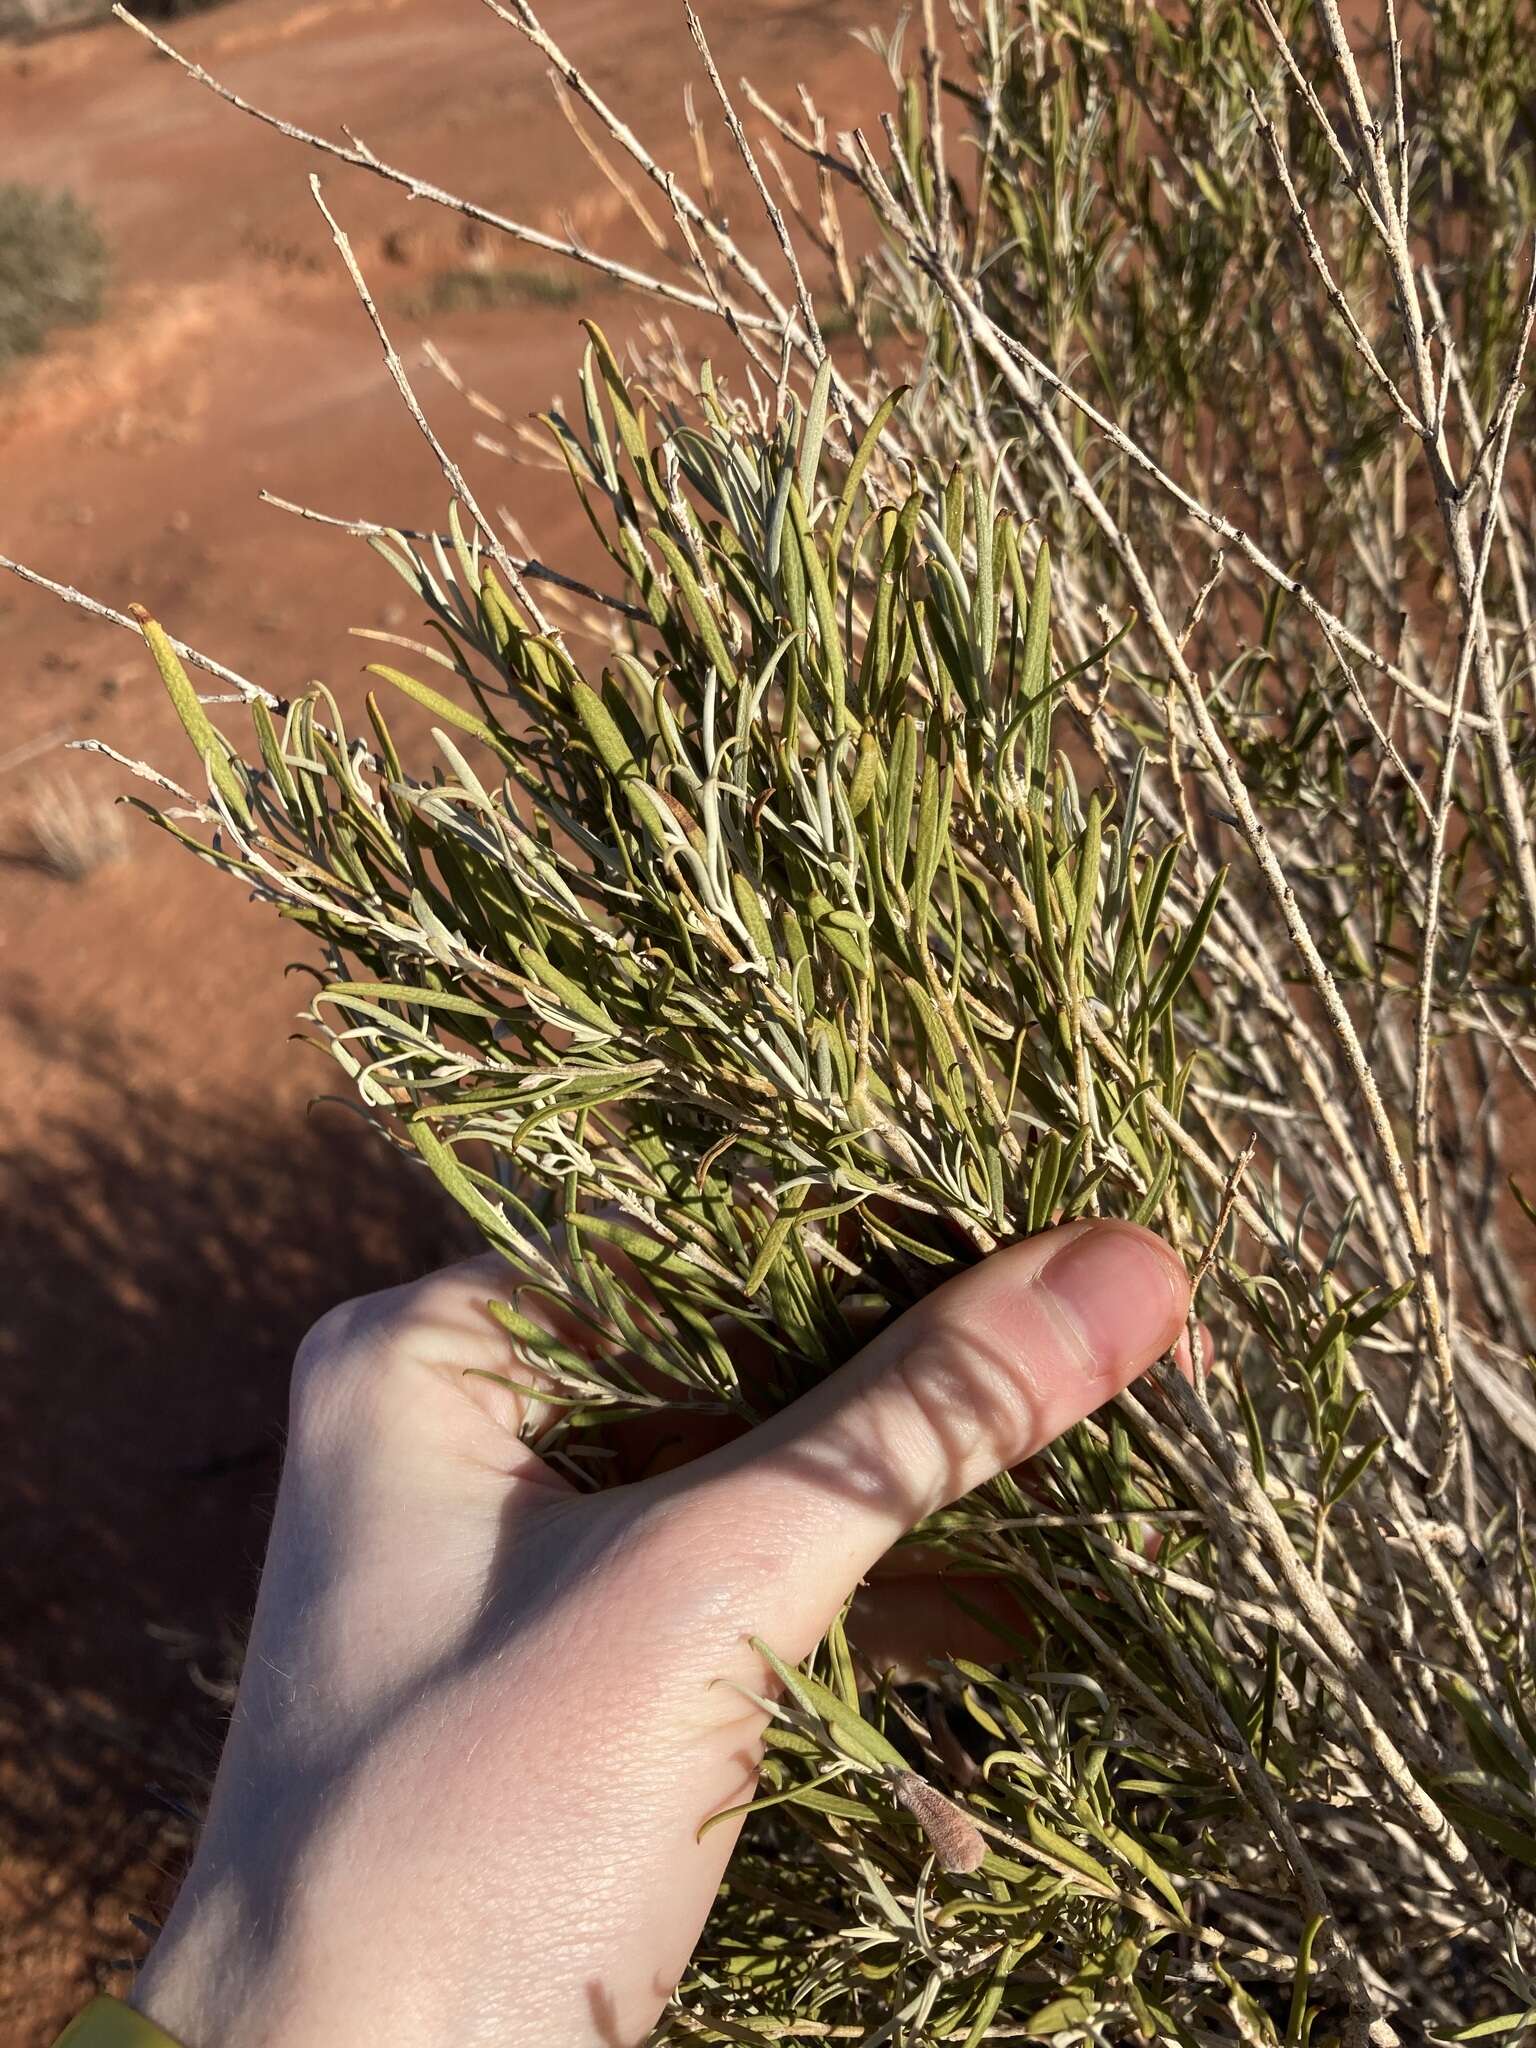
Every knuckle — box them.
[289,1289,382,1428]
[289,1274,430,1415]
[288,1256,509,1429]
[885,1320,1035,1479]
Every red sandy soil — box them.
[0,2,884,2034]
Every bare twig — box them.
[0,553,273,705]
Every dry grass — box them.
[29,775,127,881]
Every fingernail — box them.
[1038,1223,1188,1380]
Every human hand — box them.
[130,1220,1189,2048]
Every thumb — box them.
[666,1220,1188,1661]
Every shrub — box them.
[0,0,232,37]
[27,0,1536,2039]
[0,183,106,367]
[407,264,580,316]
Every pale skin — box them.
[129,1218,1190,2048]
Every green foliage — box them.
[147,343,1215,1412]
[97,0,1536,2037]
[0,182,106,368]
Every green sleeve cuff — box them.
[52,1996,186,2048]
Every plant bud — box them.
[891,1770,986,1875]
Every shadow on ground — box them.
[0,997,465,2031]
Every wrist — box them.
[129,1907,255,2048]
[129,1879,309,2048]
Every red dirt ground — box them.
[0,2,884,2033]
